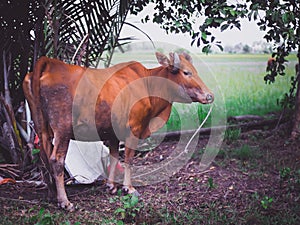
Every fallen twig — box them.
[0,196,40,205]
[0,164,20,178]
[152,115,290,140]
[228,115,264,122]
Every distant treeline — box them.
[119,41,298,55]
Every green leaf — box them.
[282,12,289,24]
[235,22,241,30]
[259,25,266,31]
[211,36,215,42]
[220,24,229,32]
[289,12,295,21]
[229,9,236,16]
[197,38,201,47]
[32,148,40,155]
[216,44,224,52]
[130,194,139,207]
[201,31,207,40]
[174,21,181,27]
[144,15,150,22]
[191,38,196,46]
[214,17,224,24]
[205,18,214,25]
[116,221,124,225]
[253,11,258,20]
[115,208,125,214]
[202,45,211,54]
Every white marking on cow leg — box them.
[107,154,118,194]
[107,143,119,194]
[123,162,138,195]
[123,162,131,188]
[123,141,139,195]
[122,164,140,196]
[55,171,74,211]
[50,140,74,211]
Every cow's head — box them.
[156,52,214,104]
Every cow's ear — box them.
[182,52,193,63]
[169,52,180,66]
[156,52,170,67]
[169,52,180,74]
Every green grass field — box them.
[111,52,298,131]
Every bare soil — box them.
[0,118,300,224]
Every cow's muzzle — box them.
[197,92,214,104]
[206,93,214,103]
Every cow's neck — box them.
[146,66,174,121]
[147,66,173,102]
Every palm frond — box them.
[123,21,155,49]
[42,0,134,67]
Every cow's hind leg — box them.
[40,129,57,200]
[107,140,119,194]
[50,137,74,211]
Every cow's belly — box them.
[72,118,127,143]
[72,99,128,142]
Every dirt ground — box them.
[0,117,300,224]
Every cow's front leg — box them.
[50,141,74,211]
[123,137,139,195]
[107,141,119,194]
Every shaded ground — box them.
[0,118,300,225]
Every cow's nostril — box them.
[206,94,214,103]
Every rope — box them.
[184,103,214,153]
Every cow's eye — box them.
[183,71,192,76]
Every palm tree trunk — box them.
[1,51,23,164]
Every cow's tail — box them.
[31,56,50,100]
[23,57,57,196]
[23,56,50,137]
[28,56,51,151]
[23,57,46,107]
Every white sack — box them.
[65,140,110,184]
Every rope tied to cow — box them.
[184,103,214,153]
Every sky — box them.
[121,5,266,51]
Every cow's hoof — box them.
[122,186,140,196]
[106,183,118,195]
[58,201,74,212]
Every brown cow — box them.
[267,57,276,71]
[23,52,213,211]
